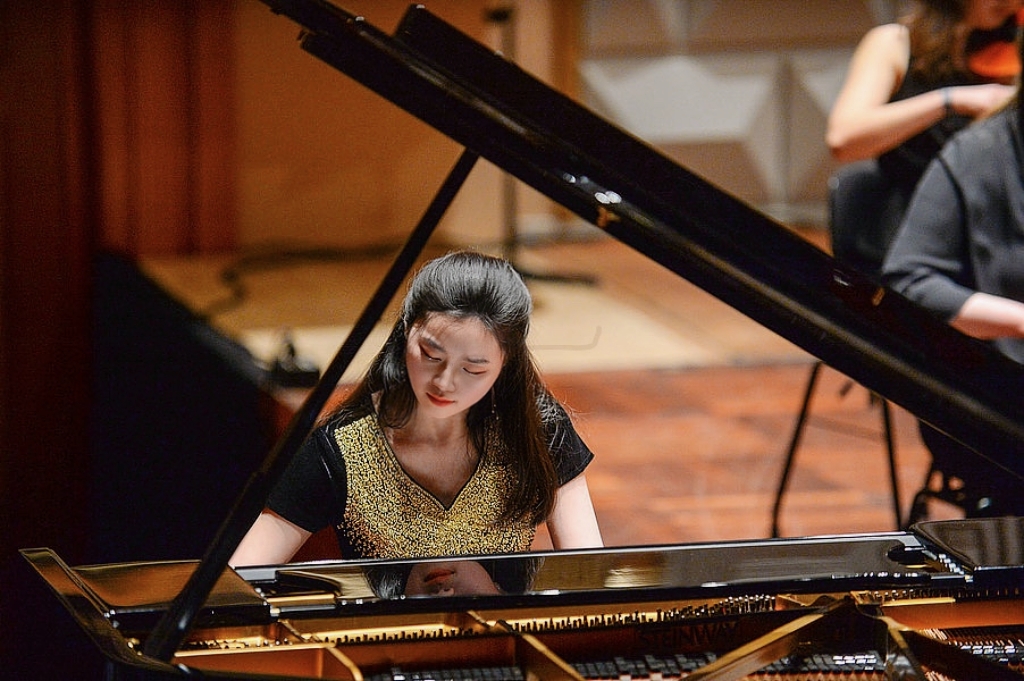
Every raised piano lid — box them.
[261,0,1024,472]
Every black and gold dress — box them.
[268,400,594,559]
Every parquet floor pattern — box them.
[544,364,938,547]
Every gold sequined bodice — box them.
[331,415,535,558]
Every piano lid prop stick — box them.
[142,149,481,662]
[683,598,847,680]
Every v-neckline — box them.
[378,423,483,512]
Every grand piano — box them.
[20,1,1024,679]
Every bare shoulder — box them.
[849,23,910,82]
[861,22,908,44]
[858,23,910,62]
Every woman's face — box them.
[964,0,1022,30]
[405,312,504,420]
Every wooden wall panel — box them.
[133,3,193,253]
[194,1,239,253]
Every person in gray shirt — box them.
[883,88,1024,518]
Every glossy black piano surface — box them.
[19,518,1024,679]
[18,1,1024,679]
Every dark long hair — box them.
[330,250,560,525]
[904,0,970,82]
[904,0,1016,83]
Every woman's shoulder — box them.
[859,22,909,54]
[849,23,910,82]
[938,109,1019,191]
[534,388,570,421]
[317,405,376,440]
[868,22,908,41]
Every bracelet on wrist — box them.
[942,87,953,117]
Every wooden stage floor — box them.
[522,231,957,548]
[544,363,939,547]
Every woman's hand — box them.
[946,82,1016,118]
[952,292,1024,339]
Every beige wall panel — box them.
[581,0,901,220]
[581,53,783,203]
[583,0,680,55]
[582,0,897,56]
[786,50,855,205]
[234,0,505,249]
[683,0,890,51]
[659,140,770,202]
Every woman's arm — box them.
[826,24,1013,162]
[230,510,312,567]
[883,126,1024,342]
[951,292,1024,339]
[883,152,974,319]
[545,474,603,550]
[827,24,932,161]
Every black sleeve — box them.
[545,399,594,485]
[882,149,974,321]
[267,425,346,533]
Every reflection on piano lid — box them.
[17,1,1024,679]
[19,519,1024,679]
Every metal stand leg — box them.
[771,361,823,538]
[488,6,594,286]
[880,399,902,529]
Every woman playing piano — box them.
[231,250,603,566]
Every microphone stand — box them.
[486,5,594,286]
